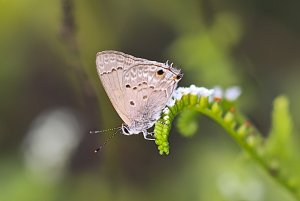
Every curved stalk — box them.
[154,93,300,200]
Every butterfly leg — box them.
[142,130,155,141]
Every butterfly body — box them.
[96,51,183,140]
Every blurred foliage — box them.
[1,0,300,200]
[266,96,294,159]
[169,12,242,86]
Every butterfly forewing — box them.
[96,51,148,125]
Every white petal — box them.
[173,90,183,100]
[225,86,241,101]
[213,86,223,98]
[198,87,214,97]
[167,98,176,107]
[189,85,198,95]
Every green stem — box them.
[154,95,300,200]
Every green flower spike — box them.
[154,85,215,155]
[154,85,300,200]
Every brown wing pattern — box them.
[122,63,181,125]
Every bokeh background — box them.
[1,0,300,200]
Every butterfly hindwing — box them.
[123,63,179,124]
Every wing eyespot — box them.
[172,73,183,81]
[176,74,182,80]
[156,69,165,77]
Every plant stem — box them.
[155,97,300,200]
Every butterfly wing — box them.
[96,50,183,130]
[122,62,182,130]
[96,51,147,125]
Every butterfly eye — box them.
[123,126,129,134]
[130,100,135,106]
[156,69,164,76]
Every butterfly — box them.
[96,50,183,140]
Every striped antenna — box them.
[94,128,121,153]
[89,127,121,134]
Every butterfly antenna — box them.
[94,128,121,153]
[89,127,121,134]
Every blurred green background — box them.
[1,0,300,200]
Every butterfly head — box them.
[121,121,154,135]
[174,71,183,81]
[122,123,144,135]
[163,62,183,82]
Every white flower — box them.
[167,85,240,107]
[196,87,214,97]
[211,86,241,101]
[172,85,215,102]
[166,98,176,107]
[189,84,198,95]
[172,90,183,100]
[177,87,190,94]
[225,87,241,101]
[213,86,223,98]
